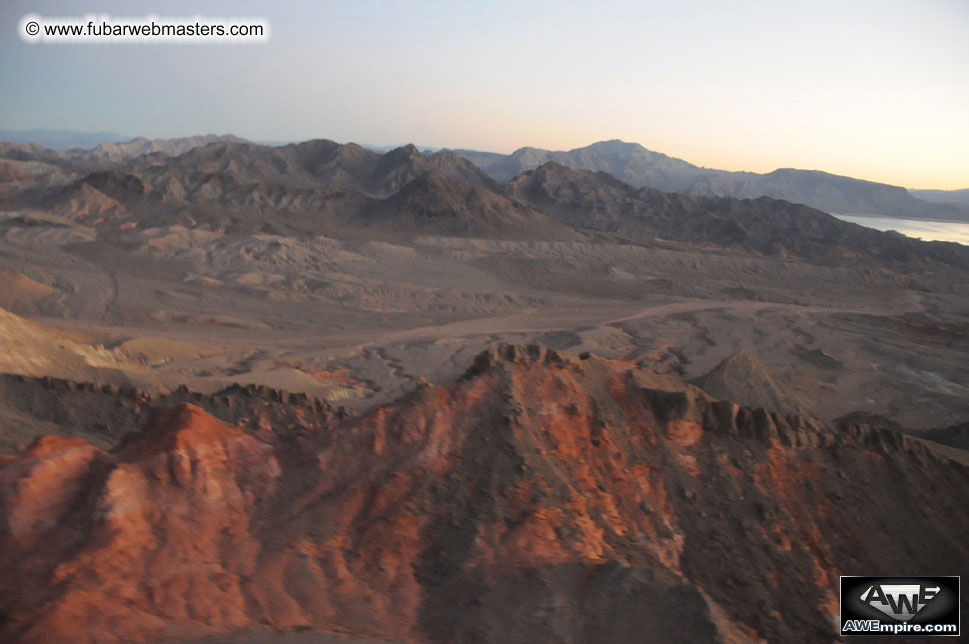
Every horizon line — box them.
[1,128,965,192]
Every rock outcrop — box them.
[1,345,967,643]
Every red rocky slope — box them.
[1,345,967,643]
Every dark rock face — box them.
[0,373,344,454]
[2,345,967,643]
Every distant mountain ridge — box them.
[0,129,128,150]
[455,140,969,222]
[3,136,969,266]
[0,134,250,169]
[2,132,965,221]
[508,161,969,267]
[85,134,249,162]
[455,139,708,191]
[910,188,969,209]
[1,138,578,241]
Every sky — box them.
[1,0,967,189]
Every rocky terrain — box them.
[0,371,346,455]
[1,135,968,642]
[2,345,967,643]
[3,137,966,426]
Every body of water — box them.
[833,214,969,245]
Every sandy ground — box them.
[1,220,967,428]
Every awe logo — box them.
[840,576,960,637]
[860,583,940,621]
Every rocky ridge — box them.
[1,345,967,643]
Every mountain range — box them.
[2,132,966,222]
[0,129,129,150]
[1,132,968,642]
[3,137,968,268]
[455,139,969,222]
[911,187,969,208]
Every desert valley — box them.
[0,134,967,643]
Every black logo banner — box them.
[840,576,960,637]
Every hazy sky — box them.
[2,0,966,188]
